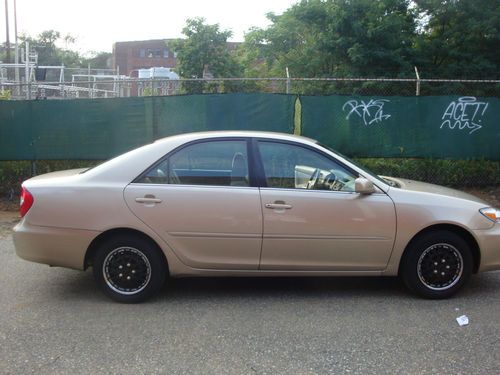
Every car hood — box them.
[383,177,488,205]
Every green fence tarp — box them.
[300,95,500,160]
[1,93,499,161]
[0,93,296,160]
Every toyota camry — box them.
[13,131,500,302]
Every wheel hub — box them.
[417,243,463,291]
[103,247,151,295]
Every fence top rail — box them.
[1,77,499,87]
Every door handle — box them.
[135,196,162,204]
[265,202,292,210]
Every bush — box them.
[354,158,500,187]
[0,89,11,100]
[1,158,498,200]
[0,160,102,197]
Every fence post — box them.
[414,66,421,96]
[31,160,37,176]
[294,96,302,135]
[286,67,291,94]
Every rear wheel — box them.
[93,235,166,303]
[400,231,473,299]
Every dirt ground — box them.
[1,186,499,238]
[0,210,19,238]
[463,186,500,207]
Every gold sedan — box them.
[13,132,500,302]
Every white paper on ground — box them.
[456,315,469,326]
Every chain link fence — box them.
[1,77,499,99]
[1,77,499,205]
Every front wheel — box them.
[400,231,473,299]
[93,235,167,303]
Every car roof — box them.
[153,131,318,146]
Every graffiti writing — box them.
[342,99,391,126]
[440,97,488,135]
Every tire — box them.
[400,230,473,299]
[92,234,167,303]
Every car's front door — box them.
[124,139,262,270]
[256,140,396,271]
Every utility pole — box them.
[25,40,29,99]
[14,0,19,96]
[4,0,11,63]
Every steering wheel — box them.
[323,172,337,188]
[306,168,321,189]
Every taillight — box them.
[20,186,34,217]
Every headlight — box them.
[480,207,500,223]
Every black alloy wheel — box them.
[400,231,473,299]
[93,234,167,303]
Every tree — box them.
[19,30,83,67]
[414,0,499,78]
[172,18,242,82]
[244,0,417,79]
[82,52,112,70]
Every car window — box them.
[258,141,358,191]
[137,140,249,186]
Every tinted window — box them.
[258,141,358,191]
[138,140,249,186]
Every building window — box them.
[145,48,162,58]
[139,49,146,58]
[163,49,169,58]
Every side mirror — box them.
[355,177,375,194]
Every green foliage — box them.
[0,159,497,199]
[414,0,499,79]
[242,0,498,83]
[18,30,110,69]
[82,52,112,69]
[355,158,500,187]
[172,18,242,93]
[0,160,101,196]
[19,30,82,67]
[172,18,241,78]
[244,0,417,80]
[142,87,155,96]
[0,90,11,100]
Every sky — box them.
[2,0,299,55]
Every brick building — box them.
[112,39,242,77]
[112,39,178,77]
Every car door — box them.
[124,139,262,270]
[256,140,396,271]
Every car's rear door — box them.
[124,138,262,270]
[256,140,396,271]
